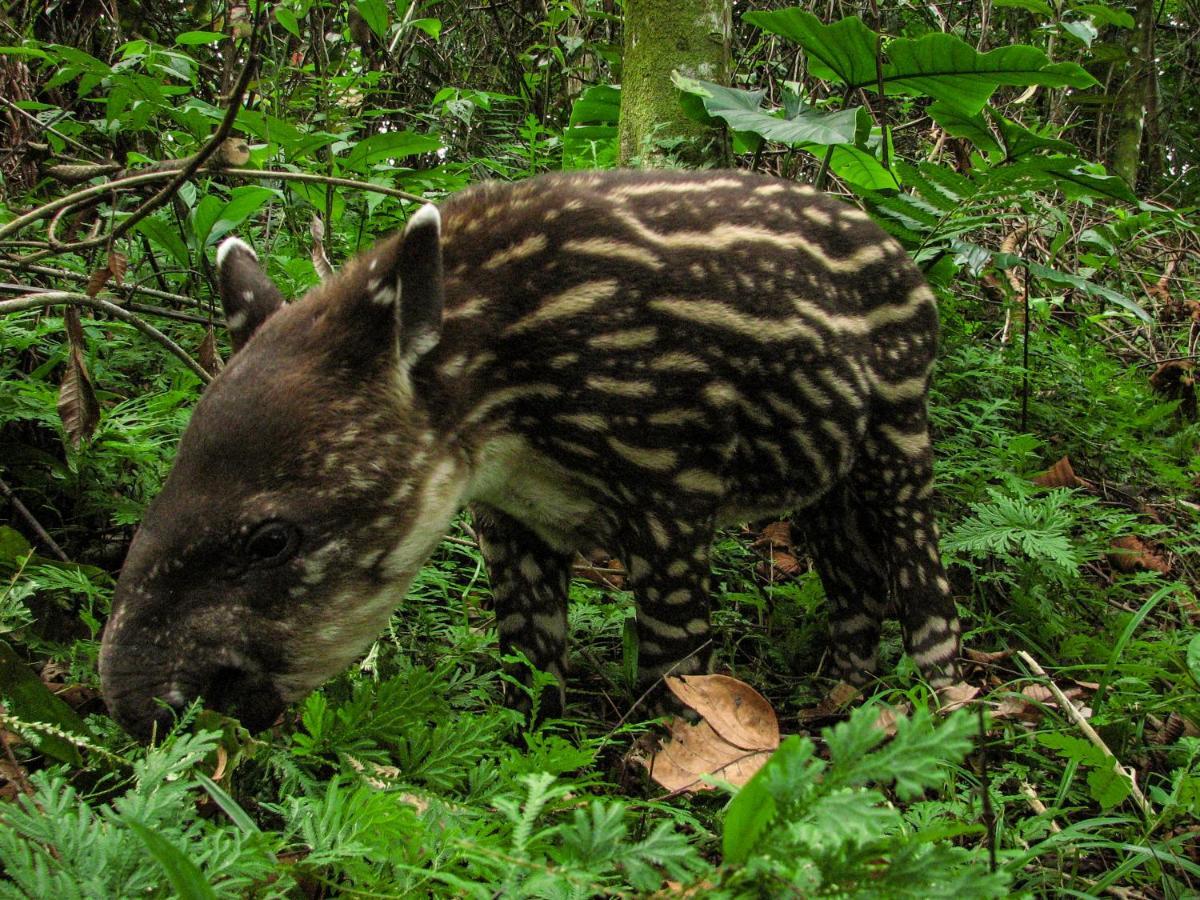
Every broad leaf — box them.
[928,102,1002,154]
[883,33,1098,115]
[0,640,94,766]
[673,74,865,147]
[341,131,443,172]
[745,10,879,87]
[356,0,389,40]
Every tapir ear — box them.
[215,238,285,352]
[374,204,443,366]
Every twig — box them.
[0,476,69,562]
[0,291,211,383]
[0,261,201,309]
[1020,780,1062,833]
[0,96,102,160]
[1016,650,1154,820]
[0,284,210,325]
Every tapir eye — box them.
[244,521,300,567]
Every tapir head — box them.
[101,206,467,740]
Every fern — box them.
[943,486,1084,581]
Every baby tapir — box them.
[99,170,961,739]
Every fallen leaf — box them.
[1108,535,1170,574]
[85,266,109,297]
[965,647,1014,665]
[666,674,779,750]
[937,682,980,713]
[1033,456,1084,489]
[873,703,910,736]
[796,680,860,723]
[635,717,773,793]
[632,675,781,793]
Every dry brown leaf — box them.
[796,680,861,722]
[107,251,128,285]
[872,703,911,737]
[58,309,99,447]
[198,325,224,377]
[964,647,1014,665]
[1033,456,1084,489]
[1108,535,1170,574]
[636,716,773,793]
[665,674,779,750]
[937,682,980,713]
[632,675,781,794]
[85,266,109,297]
[310,214,334,279]
[753,520,794,550]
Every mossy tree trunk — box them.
[1106,0,1157,189]
[619,0,731,168]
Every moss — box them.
[619,0,731,167]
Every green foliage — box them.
[3,2,1200,896]
[721,705,1005,900]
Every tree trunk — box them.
[1106,0,1156,189]
[619,0,731,168]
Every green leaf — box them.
[0,44,50,59]
[275,8,302,39]
[804,143,900,191]
[723,736,806,864]
[673,74,864,147]
[134,216,190,268]
[1186,632,1200,686]
[993,113,1077,159]
[1073,4,1135,28]
[207,186,278,246]
[569,84,620,126]
[356,0,389,39]
[0,640,94,766]
[744,10,879,87]
[175,31,225,46]
[341,131,442,172]
[928,102,1001,154]
[1060,20,1098,48]
[409,18,442,40]
[884,34,1098,115]
[1087,764,1133,809]
[0,525,32,564]
[993,0,1054,15]
[126,820,219,900]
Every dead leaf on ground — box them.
[965,647,1014,665]
[1149,361,1197,421]
[1108,535,1170,575]
[937,682,981,713]
[574,552,624,589]
[1033,456,1085,489]
[753,521,804,582]
[873,703,911,737]
[993,682,1092,723]
[795,680,860,723]
[631,675,780,793]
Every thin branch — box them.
[1016,650,1153,820]
[0,96,102,160]
[0,261,201,309]
[0,167,428,253]
[0,476,69,562]
[0,291,212,383]
[0,284,211,325]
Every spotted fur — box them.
[100,170,960,737]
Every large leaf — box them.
[883,32,1097,114]
[745,10,879,87]
[928,102,1002,154]
[0,640,94,766]
[564,84,619,170]
[207,186,278,246]
[341,131,443,172]
[744,11,1097,115]
[804,143,900,190]
[673,74,865,147]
